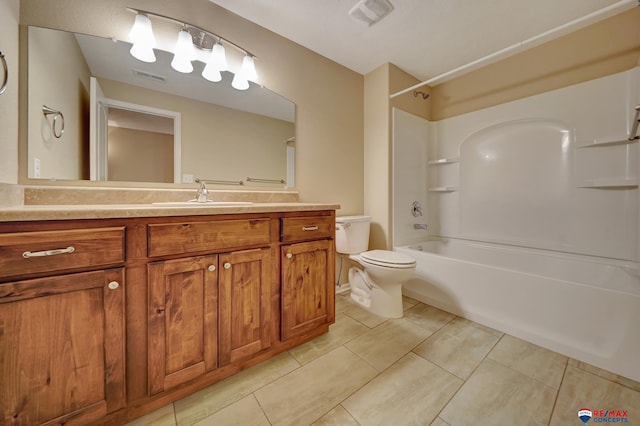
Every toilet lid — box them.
[360,250,416,268]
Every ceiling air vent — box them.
[348,0,394,26]
[133,69,166,83]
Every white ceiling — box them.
[208,0,630,83]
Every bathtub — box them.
[396,238,640,382]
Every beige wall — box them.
[18,0,364,215]
[0,0,19,185]
[108,127,173,183]
[27,26,90,180]
[364,64,390,250]
[99,78,293,185]
[364,63,426,250]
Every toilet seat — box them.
[359,250,416,269]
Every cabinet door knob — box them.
[208,265,216,272]
[286,253,293,259]
[224,262,232,269]
[107,281,120,290]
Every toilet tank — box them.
[335,215,371,254]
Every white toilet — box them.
[335,215,416,318]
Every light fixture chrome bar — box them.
[126,7,257,58]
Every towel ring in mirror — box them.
[42,105,65,138]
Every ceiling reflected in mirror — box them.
[75,33,293,123]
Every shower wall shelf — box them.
[428,186,458,192]
[428,157,459,165]
[576,178,638,189]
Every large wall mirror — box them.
[25,26,296,188]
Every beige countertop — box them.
[0,202,341,222]
[0,184,340,222]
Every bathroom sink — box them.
[151,201,254,206]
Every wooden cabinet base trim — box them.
[43,401,107,426]
[163,363,206,392]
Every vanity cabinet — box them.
[0,228,126,426]
[0,208,335,425]
[281,216,336,341]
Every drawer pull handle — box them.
[208,265,216,272]
[286,253,293,259]
[22,246,75,258]
[302,226,319,231]
[107,281,120,290]
[224,262,232,270]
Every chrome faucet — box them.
[196,181,209,203]
[413,223,428,230]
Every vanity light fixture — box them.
[127,8,258,89]
[231,54,257,90]
[240,54,257,81]
[202,41,227,82]
[128,13,156,63]
[171,27,197,73]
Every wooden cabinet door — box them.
[0,269,125,426]
[219,248,271,366]
[281,240,335,341]
[148,255,218,395]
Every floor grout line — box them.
[251,392,274,425]
[546,357,569,426]
[426,331,503,424]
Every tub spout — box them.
[413,223,428,230]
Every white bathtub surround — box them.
[392,67,640,382]
[394,67,639,261]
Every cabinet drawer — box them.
[148,218,271,257]
[281,216,334,243]
[0,227,125,280]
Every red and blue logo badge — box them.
[578,408,593,424]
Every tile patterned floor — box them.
[127,294,640,426]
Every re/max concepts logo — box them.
[578,408,629,423]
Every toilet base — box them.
[348,267,404,318]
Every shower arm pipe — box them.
[389,0,638,99]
